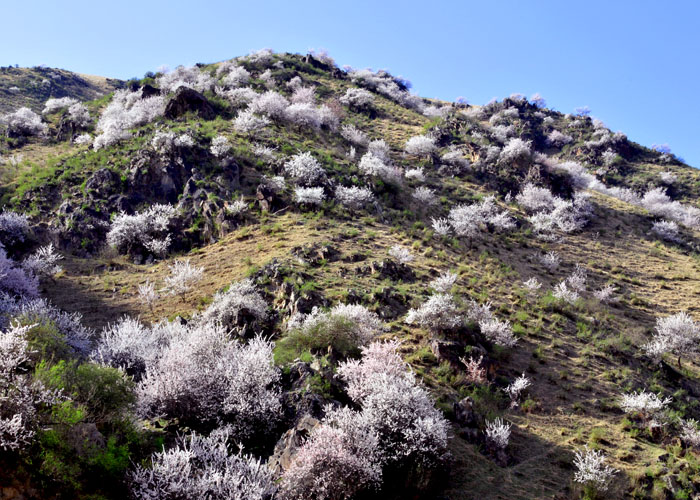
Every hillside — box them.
[1,50,700,500]
[0,65,123,114]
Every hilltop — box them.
[1,50,700,500]
[0,65,123,114]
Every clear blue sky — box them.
[2,0,698,166]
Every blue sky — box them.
[2,0,698,166]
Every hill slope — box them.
[0,65,123,113]
[1,51,700,500]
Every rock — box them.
[140,84,160,98]
[291,243,337,266]
[268,414,320,474]
[164,87,215,120]
[430,338,463,364]
[454,397,477,428]
[85,168,119,198]
[371,286,407,319]
[369,259,415,282]
[256,183,278,212]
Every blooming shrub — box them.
[430,272,457,293]
[0,248,39,298]
[336,340,449,466]
[485,418,511,449]
[198,279,268,333]
[405,135,436,156]
[156,65,215,94]
[388,245,414,265]
[131,321,281,435]
[284,152,326,186]
[406,294,461,331]
[573,447,617,492]
[546,130,573,147]
[234,109,270,133]
[0,108,47,137]
[413,186,438,206]
[21,244,63,278]
[340,124,369,146]
[294,186,325,206]
[249,91,290,119]
[619,391,671,419]
[505,374,531,408]
[644,312,699,363]
[106,204,177,257]
[443,196,514,238]
[335,185,375,210]
[130,428,274,500]
[0,211,30,247]
[339,88,374,109]
[287,303,385,355]
[498,138,531,165]
[42,97,78,114]
[223,87,258,107]
[164,259,204,300]
[211,135,232,157]
[94,89,165,149]
[358,153,402,184]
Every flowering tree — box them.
[573,447,617,493]
[21,244,63,278]
[619,390,671,422]
[340,124,369,146]
[430,272,457,293]
[505,374,531,408]
[644,312,699,366]
[234,109,270,133]
[164,259,204,301]
[198,279,268,333]
[388,245,414,265]
[294,186,325,206]
[94,89,165,149]
[211,135,232,157]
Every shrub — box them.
[198,279,268,333]
[430,272,457,293]
[619,390,671,421]
[132,322,281,436]
[498,138,531,165]
[337,340,449,467]
[94,89,165,149]
[106,204,177,257]
[234,109,270,133]
[388,245,413,265]
[405,135,436,156]
[286,303,385,356]
[485,418,511,449]
[335,185,375,210]
[573,446,617,493]
[339,88,374,110]
[444,196,514,238]
[280,416,380,500]
[644,312,699,365]
[358,152,402,184]
[294,186,325,206]
[156,65,215,94]
[546,130,573,147]
[284,152,326,186]
[0,247,39,298]
[0,107,47,137]
[130,429,274,500]
[406,294,461,331]
[211,135,232,157]
[22,244,63,278]
[340,124,369,146]
[164,259,204,300]
[43,97,79,114]
[413,186,438,206]
[249,90,290,119]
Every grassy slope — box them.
[0,66,123,114]
[4,55,700,498]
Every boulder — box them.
[164,87,215,120]
[268,414,320,475]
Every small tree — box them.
[644,312,699,366]
[164,259,204,301]
[573,446,617,495]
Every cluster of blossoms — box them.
[644,312,699,363]
[573,447,617,492]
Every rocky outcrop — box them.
[164,87,215,120]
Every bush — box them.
[106,204,177,257]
